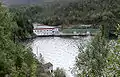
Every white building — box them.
[33,23,59,35]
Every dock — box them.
[37,33,96,37]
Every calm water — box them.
[28,36,91,77]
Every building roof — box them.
[33,23,59,30]
[81,24,91,27]
[34,23,56,28]
[36,26,55,28]
[44,62,53,69]
[33,28,55,30]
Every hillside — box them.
[0,0,44,5]
[0,0,77,6]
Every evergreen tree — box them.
[0,3,44,77]
[76,33,110,77]
[54,68,66,77]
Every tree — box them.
[76,33,110,77]
[0,3,46,77]
[10,6,33,40]
[54,68,66,77]
[104,26,120,77]
[0,3,15,76]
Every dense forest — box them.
[0,0,120,77]
[0,2,66,77]
[9,0,120,39]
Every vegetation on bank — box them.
[0,3,36,76]
[9,0,120,39]
[76,29,120,77]
[1,0,120,77]
[0,3,51,77]
[76,33,109,76]
[0,2,66,77]
[54,68,66,77]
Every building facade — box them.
[33,23,59,35]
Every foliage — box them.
[76,25,120,77]
[76,33,110,77]
[104,38,120,76]
[9,0,120,39]
[4,1,120,77]
[10,6,34,40]
[0,3,48,77]
[54,68,66,77]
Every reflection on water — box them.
[30,36,91,77]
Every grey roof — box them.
[44,62,53,69]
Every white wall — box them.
[33,28,59,35]
[33,23,38,29]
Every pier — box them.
[37,33,96,37]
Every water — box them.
[29,36,91,77]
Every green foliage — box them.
[104,39,120,77]
[76,33,110,77]
[10,6,34,40]
[76,25,120,77]
[5,1,120,77]
[0,3,47,77]
[9,0,120,38]
[54,68,66,77]
[56,0,120,38]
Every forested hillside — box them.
[1,0,77,6]
[0,3,40,77]
[0,2,67,77]
[1,0,43,5]
[9,0,120,25]
[1,0,120,77]
[9,0,120,39]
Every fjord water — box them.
[29,36,91,77]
